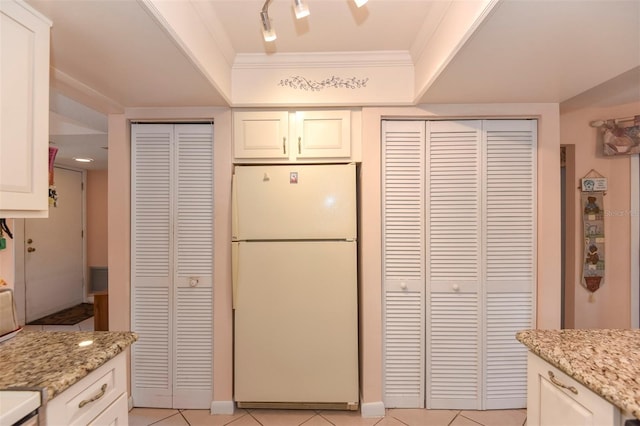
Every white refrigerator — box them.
[232,163,359,410]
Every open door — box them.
[24,167,84,322]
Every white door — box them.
[25,167,84,322]
[233,110,289,159]
[381,119,536,410]
[295,110,351,159]
[234,240,358,404]
[131,123,213,409]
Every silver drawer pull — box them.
[548,371,578,394]
[79,383,108,408]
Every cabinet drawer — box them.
[46,352,127,426]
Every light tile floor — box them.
[129,407,527,426]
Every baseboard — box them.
[211,400,235,415]
[360,401,385,418]
[128,395,134,411]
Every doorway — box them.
[561,145,576,329]
[23,167,85,322]
[632,155,639,328]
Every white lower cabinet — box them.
[88,393,128,426]
[527,352,625,426]
[45,352,127,426]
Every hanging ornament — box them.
[48,146,59,207]
[580,170,606,298]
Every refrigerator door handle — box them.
[231,173,239,240]
[232,242,239,309]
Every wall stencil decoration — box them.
[580,169,607,300]
[278,75,369,91]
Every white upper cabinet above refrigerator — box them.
[232,109,360,163]
[233,164,357,241]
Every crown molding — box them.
[232,50,414,70]
[50,67,123,115]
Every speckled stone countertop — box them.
[0,330,137,402]
[516,329,640,419]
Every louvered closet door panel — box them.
[382,120,425,408]
[429,292,479,407]
[483,120,536,409]
[175,125,214,286]
[131,287,172,407]
[173,124,213,407]
[131,124,173,407]
[426,120,482,410]
[132,124,172,285]
[174,287,213,407]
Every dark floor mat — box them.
[28,303,94,325]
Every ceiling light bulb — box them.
[260,10,277,42]
[354,0,368,7]
[73,157,94,163]
[293,0,310,19]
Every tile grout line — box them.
[449,411,483,426]
[315,411,338,426]
[179,409,190,425]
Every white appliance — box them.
[232,163,359,410]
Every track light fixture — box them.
[261,0,368,43]
[293,0,310,19]
[261,0,276,42]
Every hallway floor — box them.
[128,407,527,426]
[22,315,95,331]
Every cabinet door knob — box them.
[27,247,36,253]
[452,283,460,291]
[548,371,578,394]
[400,282,407,290]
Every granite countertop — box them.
[516,329,640,419]
[0,330,137,402]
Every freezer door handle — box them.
[232,242,239,309]
[231,174,239,240]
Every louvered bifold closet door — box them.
[382,120,426,408]
[426,120,482,410]
[173,124,214,408]
[131,124,174,407]
[482,120,536,409]
[132,123,214,409]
